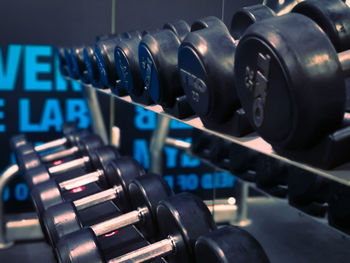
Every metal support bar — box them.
[234,180,251,227]
[83,85,109,144]
[149,115,171,174]
[0,164,19,249]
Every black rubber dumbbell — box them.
[55,47,69,76]
[29,144,120,199]
[94,32,132,92]
[17,134,104,180]
[234,7,350,150]
[178,16,252,137]
[10,122,79,155]
[288,167,330,217]
[83,46,105,88]
[69,47,91,84]
[56,192,216,263]
[195,225,270,263]
[114,31,155,104]
[138,20,194,118]
[230,4,286,40]
[232,1,350,52]
[43,173,171,247]
[30,156,140,218]
[63,48,77,79]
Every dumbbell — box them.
[43,173,171,246]
[178,16,254,137]
[17,133,104,179]
[56,47,69,76]
[84,46,104,88]
[63,48,77,79]
[138,20,194,117]
[263,0,302,15]
[10,122,79,154]
[230,3,289,40]
[56,192,216,263]
[195,225,270,263]
[234,13,349,150]
[30,145,121,213]
[69,47,90,83]
[114,30,155,105]
[292,0,350,52]
[94,32,132,91]
[231,0,350,52]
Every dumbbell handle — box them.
[109,236,175,263]
[91,207,148,236]
[73,185,122,210]
[58,169,104,191]
[339,49,350,76]
[48,156,90,175]
[41,146,79,163]
[34,137,68,152]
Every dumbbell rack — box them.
[83,84,350,262]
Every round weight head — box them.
[128,173,173,240]
[76,134,104,167]
[55,228,104,263]
[61,123,77,136]
[190,16,224,31]
[24,164,51,190]
[195,226,270,263]
[292,0,350,52]
[43,202,82,247]
[235,14,345,149]
[10,134,28,152]
[103,157,145,211]
[83,47,102,87]
[179,18,239,123]
[94,35,123,88]
[89,145,120,171]
[66,129,91,147]
[16,142,35,156]
[17,147,41,172]
[139,30,182,106]
[64,48,75,78]
[163,20,190,40]
[156,193,217,263]
[31,179,63,217]
[68,49,80,80]
[71,47,86,78]
[264,0,301,15]
[115,35,144,97]
[230,4,276,39]
[55,47,69,76]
